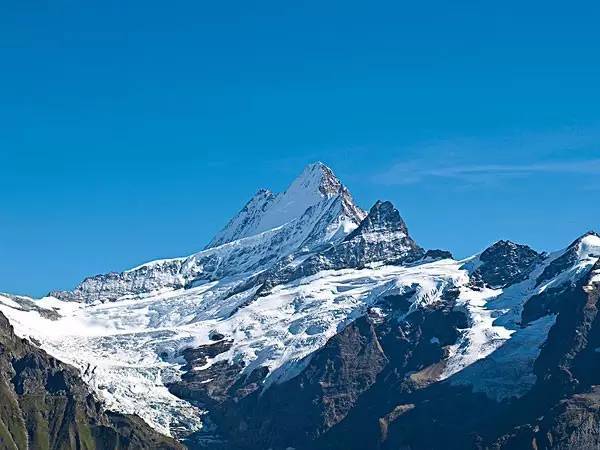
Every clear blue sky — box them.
[1,1,599,297]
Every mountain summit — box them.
[206,162,364,248]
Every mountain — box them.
[0,163,599,450]
[50,162,365,304]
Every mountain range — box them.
[1,162,599,450]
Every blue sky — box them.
[1,1,599,296]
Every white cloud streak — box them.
[376,159,600,185]
[372,126,600,186]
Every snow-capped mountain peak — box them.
[287,161,343,197]
[206,162,362,248]
[51,163,367,303]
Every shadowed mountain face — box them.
[1,164,599,450]
[0,311,182,450]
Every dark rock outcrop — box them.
[471,240,543,288]
[175,316,388,450]
[422,249,454,261]
[491,388,600,450]
[335,200,425,266]
[490,264,600,450]
[225,317,388,450]
[168,340,244,407]
[379,258,600,450]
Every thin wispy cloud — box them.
[376,159,600,185]
[372,126,600,186]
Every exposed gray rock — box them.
[422,249,454,261]
[471,240,543,288]
[178,316,388,450]
[167,235,600,450]
[3,163,600,450]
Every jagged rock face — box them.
[489,263,600,450]
[225,316,389,449]
[258,200,424,292]
[345,200,409,240]
[168,339,243,408]
[172,286,469,450]
[383,250,600,450]
[535,388,600,450]
[338,200,424,265]
[306,200,423,268]
[471,240,543,288]
[537,244,581,286]
[164,234,600,450]
[170,317,389,449]
[492,388,600,450]
[0,311,181,450]
[423,249,454,261]
[524,233,600,324]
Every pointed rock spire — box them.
[345,200,409,241]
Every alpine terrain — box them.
[1,162,600,450]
